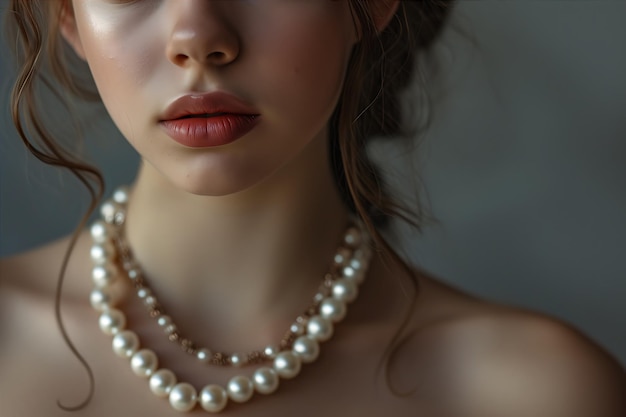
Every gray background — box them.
[1,2,625,365]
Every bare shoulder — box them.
[0,234,98,416]
[428,308,626,416]
[0,236,70,342]
[0,232,91,296]
[400,272,626,417]
[0,232,92,347]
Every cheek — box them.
[253,18,354,120]
[74,6,161,125]
[84,41,158,94]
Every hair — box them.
[5,0,454,410]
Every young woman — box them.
[1,1,624,416]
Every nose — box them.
[166,0,240,68]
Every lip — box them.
[159,92,261,148]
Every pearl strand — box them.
[89,186,372,413]
[110,186,368,367]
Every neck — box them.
[123,137,350,349]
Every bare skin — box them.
[1,1,625,416]
[1,229,625,417]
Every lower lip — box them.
[160,114,260,148]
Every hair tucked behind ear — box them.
[335,0,454,393]
[6,0,104,410]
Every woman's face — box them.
[62,0,359,195]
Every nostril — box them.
[172,52,230,67]
[208,51,227,63]
[174,54,189,65]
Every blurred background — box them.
[1,2,625,365]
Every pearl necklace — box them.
[89,186,372,413]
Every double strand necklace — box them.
[88,186,373,413]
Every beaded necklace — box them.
[89,186,372,413]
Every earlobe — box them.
[58,1,86,60]
[372,0,400,33]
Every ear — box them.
[370,0,400,33]
[58,0,86,60]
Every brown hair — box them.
[5,0,454,410]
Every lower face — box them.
[68,0,358,196]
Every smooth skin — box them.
[1,1,625,416]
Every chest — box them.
[4,356,421,417]
[1,287,432,417]
[2,323,423,417]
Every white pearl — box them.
[264,345,278,358]
[333,248,350,266]
[343,226,362,247]
[253,367,279,394]
[169,383,197,412]
[100,200,118,223]
[100,200,125,225]
[196,348,212,364]
[343,264,365,284]
[113,209,126,225]
[230,353,246,367]
[348,257,362,270]
[157,316,178,336]
[199,384,228,413]
[127,267,141,281]
[99,309,126,335]
[333,248,351,266]
[227,376,254,403]
[164,324,178,335]
[90,220,113,243]
[89,287,118,311]
[143,295,157,308]
[332,278,358,303]
[137,287,152,299]
[130,349,158,378]
[157,315,172,327]
[306,315,334,342]
[342,265,355,278]
[112,186,130,204]
[290,322,305,335]
[273,351,301,379]
[149,369,177,397]
[112,330,140,358]
[90,242,115,265]
[320,297,346,322]
[292,336,320,363]
[92,262,118,287]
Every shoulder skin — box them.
[407,306,626,417]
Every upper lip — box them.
[159,91,259,121]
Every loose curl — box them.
[5,0,454,410]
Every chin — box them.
[179,181,254,197]
[163,162,274,198]
[170,173,258,197]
